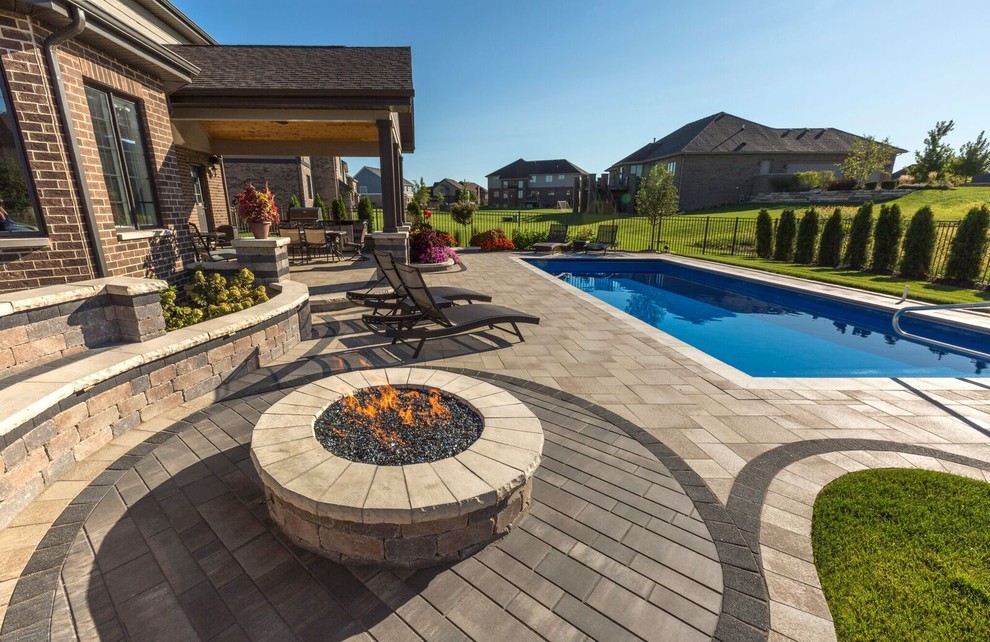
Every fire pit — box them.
[250,368,543,568]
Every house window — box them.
[547,190,554,196]
[0,65,44,235]
[558,174,564,180]
[545,175,552,183]
[359,186,368,194]
[517,190,523,198]
[630,164,643,177]
[759,160,770,175]
[667,161,677,174]
[517,180,523,189]
[85,86,159,229]
[306,175,313,199]
[529,176,537,185]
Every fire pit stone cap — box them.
[251,368,544,526]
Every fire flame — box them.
[338,385,452,447]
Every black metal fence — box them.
[366,209,990,284]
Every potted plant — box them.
[236,182,279,239]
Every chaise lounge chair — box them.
[363,262,540,358]
[584,224,619,254]
[532,223,570,254]
[347,251,492,313]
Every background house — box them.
[430,178,487,206]
[223,156,355,215]
[486,159,590,209]
[356,166,414,208]
[607,112,905,212]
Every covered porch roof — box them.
[166,44,414,230]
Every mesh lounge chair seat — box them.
[363,262,539,357]
[584,224,619,254]
[347,251,492,313]
[189,223,236,262]
[532,223,570,254]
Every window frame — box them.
[0,62,46,237]
[84,82,162,230]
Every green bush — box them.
[569,226,596,242]
[794,170,834,190]
[871,204,902,273]
[313,193,327,220]
[770,175,798,191]
[844,201,874,269]
[357,196,373,222]
[512,228,548,250]
[331,196,348,222]
[818,208,845,267]
[773,210,797,261]
[405,201,423,228]
[944,205,990,283]
[899,206,937,278]
[288,194,301,209]
[794,208,820,264]
[755,209,773,258]
[162,268,268,331]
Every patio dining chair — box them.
[532,223,570,254]
[302,227,337,262]
[584,225,619,254]
[347,250,492,313]
[343,221,368,259]
[362,262,540,358]
[188,223,236,262]
[281,225,308,262]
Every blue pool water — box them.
[529,259,990,378]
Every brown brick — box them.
[140,391,183,421]
[0,326,29,349]
[0,447,48,500]
[86,382,131,415]
[53,403,89,432]
[46,427,80,461]
[146,382,174,403]
[11,334,66,364]
[116,393,147,417]
[173,364,212,391]
[400,515,469,538]
[319,527,383,560]
[437,519,495,556]
[73,426,112,461]
[175,353,208,376]
[149,363,176,386]
[77,405,119,440]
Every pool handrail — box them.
[891,302,990,362]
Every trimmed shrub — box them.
[773,210,797,261]
[794,170,834,190]
[288,194,301,209]
[357,196,373,222]
[512,228,548,250]
[880,180,897,189]
[844,202,874,269]
[864,181,878,190]
[818,208,845,267]
[331,196,348,222]
[313,193,327,220]
[826,177,858,190]
[755,209,773,258]
[871,204,902,273]
[162,268,267,331]
[469,228,515,251]
[899,206,937,278]
[770,175,798,192]
[794,208,820,264]
[405,201,422,228]
[943,205,990,283]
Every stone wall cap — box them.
[232,237,291,248]
[102,277,169,297]
[0,282,102,314]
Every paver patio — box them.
[2,251,990,641]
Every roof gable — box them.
[487,158,589,178]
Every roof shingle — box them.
[487,158,590,179]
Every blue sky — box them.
[174,0,990,184]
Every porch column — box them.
[378,119,399,233]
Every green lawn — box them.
[813,469,990,642]
[689,186,990,220]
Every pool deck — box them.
[2,251,990,641]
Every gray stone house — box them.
[607,112,905,212]
[431,178,488,206]
[486,159,590,209]
[356,166,414,208]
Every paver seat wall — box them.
[0,279,311,529]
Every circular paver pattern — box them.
[251,368,544,567]
[1,368,760,642]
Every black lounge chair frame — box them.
[584,224,619,254]
[347,251,491,313]
[532,223,570,254]
[363,262,539,358]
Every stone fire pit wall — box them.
[250,368,544,568]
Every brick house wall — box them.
[177,148,230,232]
[0,10,228,292]
[223,156,312,218]
[487,179,578,209]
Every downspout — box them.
[43,6,109,277]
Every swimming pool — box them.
[529,259,990,378]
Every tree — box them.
[405,200,423,228]
[840,136,895,187]
[413,178,431,209]
[913,120,955,181]
[844,201,874,269]
[755,209,773,258]
[817,208,845,267]
[794,208,820,264]
[313,193,327,220]
[871,204,902,273]
[357,196,373,223]
[635,164,679,251]
[944,206,990,283]
[773,210,797,261]
[331,195,347,222]
[899,206,937,278]
[288,194,301,209]
[950,131,990,182]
